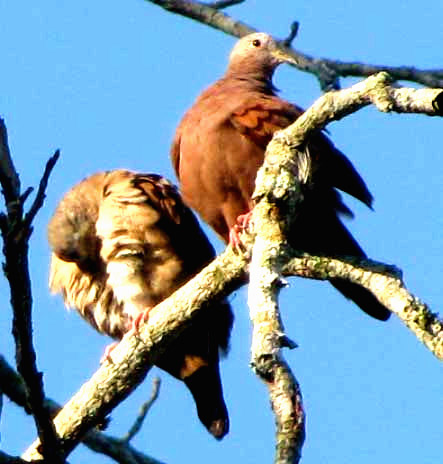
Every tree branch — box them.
[0,121,63,463]
[248,219,305,463]
[252,72,443,362]
[240,72,443,462]
[0,451,28,464]
[145,0,255,38]
[282,254,443,359]
[144,0,443,89]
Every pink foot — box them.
[126,307,153,336]
[228,211,253,250]
[100,341,119,364]
[101,307,153,363]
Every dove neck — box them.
[224,64,277,93]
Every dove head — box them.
[227,32,297,79]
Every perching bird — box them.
[171,32,390,321]
[48,169,233,439]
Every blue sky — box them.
[0,1,442,463]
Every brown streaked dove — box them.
[171,32,390,321]
[48,169,233,439]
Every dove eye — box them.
[252,39,261,47]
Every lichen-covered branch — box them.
[282,254,443,360]
[248,200,305,464]
[252,73,443,362]
[242,73,442,462]
[22,248,247,461]
[265,73,442,153]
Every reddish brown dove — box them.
[171,32,390,321]
[48,169,233,439]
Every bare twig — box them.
[144,0,443,90]
[84,429,166,464]
[282,21,299,47]
[23,150,60,229]
[121,377,161,444]
[0,119,20,213]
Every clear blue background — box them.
[0,1,442,462]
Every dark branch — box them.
[0,124,62,463]
[0,354,30,412]
[144,0,443,90]
[145,0,255,38]
[0,356,165,464]
[0,119,20,214]
[207,0,244,8]
[0,451,28,464]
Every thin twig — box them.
[0,119,20,213]
[85,430,166,464]
[121,377,161,443]
[282,21,299,47]
[23,150,60,229]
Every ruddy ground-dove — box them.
[48,169,233,439]
[171,32,390,321]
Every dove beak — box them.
[271,47,298,66]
